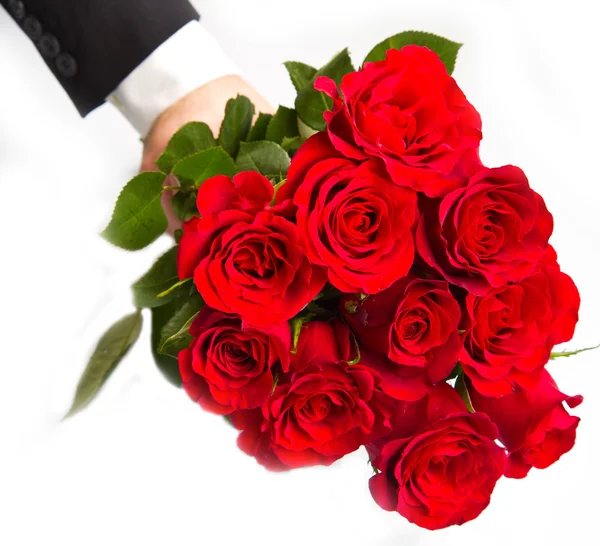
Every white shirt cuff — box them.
[108,21,241,137]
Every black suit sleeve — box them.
[1,0,199,115]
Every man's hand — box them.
[141,75,274,232]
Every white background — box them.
[1,0,599,544]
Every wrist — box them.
[108,21,241,136]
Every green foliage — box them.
[156,278,192,299]
[131,247,188,308]
[266,106,299,144]
[150,297,185,387]
[290,313,316,354]
[156,122,216,173]
[314,49,355,84]
[295,49,354,131]
[65,311,143,417]
[247,113,273,142]
[158,293,204,357]
[101,172,167,251]
[445,363,462,382]
[281,136,305,156]
[550,344,600,359]
[271,178,287,205]
[364,31,462,74]
[347,333,361,365]
[172,147,236,188]
[296,91,332,132]
[171,190,197,221]
[297,118,319,140]
[219,95,255,156]
[455,374,475,413]
[284,61,317,92]
[236,141,290,179]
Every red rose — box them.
[232,321,391,470]
[342,274,461,400]
[461,249,580,396]
[192,171,275,216]
[177,172,327,326]
[367,384,506,530]
[469,370,583,478]
[315,45,482,197]
[278,132,418,294]
[178,307,290,414]
[416,165,553,295]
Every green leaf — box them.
[445,363,462,382]
[550,344,600,359]
[65,311,143,418]
[297,118,319,140]
[317,48,356,83]
[369,458,381,474]
[158,293,204,357]
[295,49,354,130]
[281,136,305,156]
[247,113,273,142]
[151,297,185,387]
[271,373,279,394]
[171,191,198,221]
[101,172,167,251]
[236,141,291,179]
[455,374,475,413]
[284,61,318,92]
[347,333,361,365]
[290,313,316,354]
[155,122,216,173]
[364,31,462,75]
[219,95,255,156]
[131,247,188,308]
[271,178,287,205]
[303,301,338,320]
[172,147,236,188]
[266,106,299,144]
[296,91,332,131]
[156,277,192,299]
[314,284,343,302]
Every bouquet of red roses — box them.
[68,31,591,530]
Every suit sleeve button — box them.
[38,33,61,58]
[55,52,78,78]
[8,0,25,21]
[23,16,43,41]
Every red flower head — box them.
[342,274,461,400]
[278,132,418,293]
[231,321,393,470]
[367,384,506,530]
[316,45,482,197]
[416,165,553,295]
[179,307,291,414]
[177,172,327,326]
[461,248,580,396]
[469,370,583,478]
